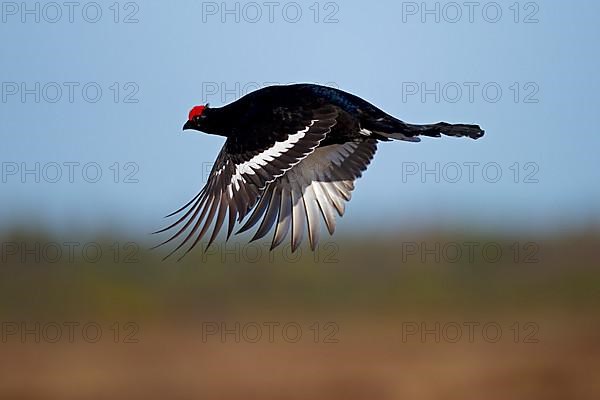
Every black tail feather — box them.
[405,122,485,140]
[369,118,485,141]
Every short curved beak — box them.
[183,120,194,131]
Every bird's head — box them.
[183,104,210,132]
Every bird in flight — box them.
[155,83,484,259]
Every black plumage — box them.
[155,83,484,259]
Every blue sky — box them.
[1,0,599,236]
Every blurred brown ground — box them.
[0,230,599,399]
[1,315,599,400]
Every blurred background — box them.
[1,0,599,399]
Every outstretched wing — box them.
[238,139,378,252]
[154,105,339,259]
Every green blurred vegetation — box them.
[1,229,599,320]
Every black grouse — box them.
[155,83,484,259]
